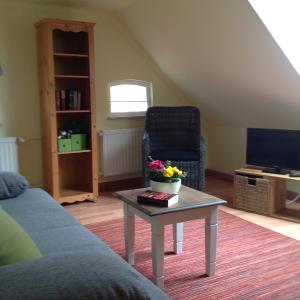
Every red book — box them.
[137,190,178,207]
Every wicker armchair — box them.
[143,106,205,190]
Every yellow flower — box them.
[172,167,182,175]
[163,166,174,178]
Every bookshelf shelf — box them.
[56,110,91,114]
[55,75,89,79]
[58,149,92,155]
[59,189,94,203]
[36,19,98,204]
[54,52,89,58]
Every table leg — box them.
[124,203,135,265]
[205,207,218,276]
[151,222,165,289]
[173,222,183,254]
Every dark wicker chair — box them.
[143,106,205,190]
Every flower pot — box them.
[150,179,181,194]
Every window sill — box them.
[108,112,146,119]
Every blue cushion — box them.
[150,149,199,161]
[0,172,28,200]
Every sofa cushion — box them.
[0,251,170,300]
[1,189,79,235]
[150,149,199,161]
[0,189,109,255]
[0,172,28,200]
[0,207,42,266]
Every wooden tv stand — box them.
[234,168,300,223]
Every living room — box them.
[1,0,300,299]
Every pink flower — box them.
[148,160,164,171]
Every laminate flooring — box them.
[65,175,300,241]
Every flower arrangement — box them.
[57,130,73,140]
[147,157,187,183]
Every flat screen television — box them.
[246,128,300,174]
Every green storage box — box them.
[58,139,72,152]
[71,134,87,151]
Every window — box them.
[248,0,300,76]
[108,79,153,118]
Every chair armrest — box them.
[198,135,205,161]
[142,132,150,156]
[197,135,206,190]
[142,133,151,165]
[0,251,170,300]
[142,133,151,187]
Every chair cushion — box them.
[0,207,42,266]
[150,149,199,161]
[0,172,28,200]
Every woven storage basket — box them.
[234,175,271,214]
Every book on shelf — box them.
[55,90,60,110]
[56,89,82,111]
[60,89,66,110]
[68,90,75,110]
[137,190,178,207]
[72,90,82,110]
[77,90,82,110]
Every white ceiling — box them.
[119,0,300,129]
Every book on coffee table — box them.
[137,190,178,207]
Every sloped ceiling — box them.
[119,0,300,128]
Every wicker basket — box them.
[234,174,271,214]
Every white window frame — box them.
[107,79,153,118]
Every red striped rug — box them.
[86,211,300,299]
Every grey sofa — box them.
[0,188,169,300]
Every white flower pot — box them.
[150,179,181,194]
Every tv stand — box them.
[234,168,300,224]
[262,166,289,175]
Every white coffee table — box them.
[114,185,226,289]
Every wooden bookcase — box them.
[35,19,98,204]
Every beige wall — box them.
[206,126,246,174]
[119,0,300,130]
[0,1,188,186]
[117,0,300,193]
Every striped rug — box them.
[86,211,300,299]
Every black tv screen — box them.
[246,128,300,170]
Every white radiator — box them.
[0,137,19,172]
[100,128,143,177]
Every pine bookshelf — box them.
[35,19,98,204]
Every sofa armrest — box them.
[0,251,170,300]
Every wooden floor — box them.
[65,175,300,241]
